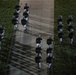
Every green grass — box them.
[53,0,76,75]
[0,0,19,74]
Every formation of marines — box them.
[12,3,29,31]
[35,34,53,69]
[57,15,74,45]
[11,3,74,72]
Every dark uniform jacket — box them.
[58,25,63,31]
[47,38,53,45]
[24,6,29,9]
[58,32,63,38]
[36,37,42,43]
[68,25,73,31]
[35,47,42,53]
[12,18,18,24]
[21,19,27,25]
[0,27,4,34]
[46,47,52,54]
[23,12,29,18]
[15,5,20,10]
[13,12,19,18]
[57,18,62,24]
[35,56,41,63]
[46,56,52,63]
[67,18,73,24]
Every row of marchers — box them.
[12,3,29,31]
[57,15,74,45]
[35,34,53,69]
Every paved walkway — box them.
[9,0,54,75]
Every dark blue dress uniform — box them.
[67,17,73,24]
[35,46,42,54]
[47,38,53,45]
[35,55,41,63]
[21,18,27,26]
[36,37,42,44]
[46,47,52,54]
[46,56,52,63]
[23,11,29,18]
[24,4,29,10]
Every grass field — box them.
[53,0,76,75]
[0,0,19,74]
[0,0,76,75]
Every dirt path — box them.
[9,0,54,75]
